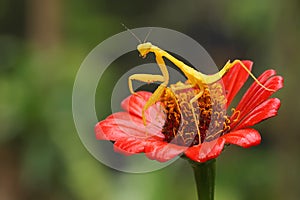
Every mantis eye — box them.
[139,54,146,59]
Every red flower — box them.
[95,60,283,162]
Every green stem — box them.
[189,159,216,200]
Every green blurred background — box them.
[0,0,299,199]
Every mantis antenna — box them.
[143,28,153,43]
[121,23,142,44]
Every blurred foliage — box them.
[0,0,299,199]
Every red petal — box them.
[234,71,283,122]
[95,91,168,158]
[144,140,187,162]
[121,91,151,118]
[223,128,261,147]
[222,60,253,107]
[233,98,281,130]
[184,138,226,163]
[114,137,149,155]
[95,112,164,141]
[95,120,128,140]
[121,91,166,128]
[106,112,163,135]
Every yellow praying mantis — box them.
[124,26,275,134]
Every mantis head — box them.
[137,42,152,58]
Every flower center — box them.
[160,81,236,147]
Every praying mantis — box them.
[125,26,275,136]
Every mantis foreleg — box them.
[128,53,170,126]
[128,74,165,94]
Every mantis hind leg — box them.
[189,85,204,142]
[223,59,275,92]
[170,82,203,142]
